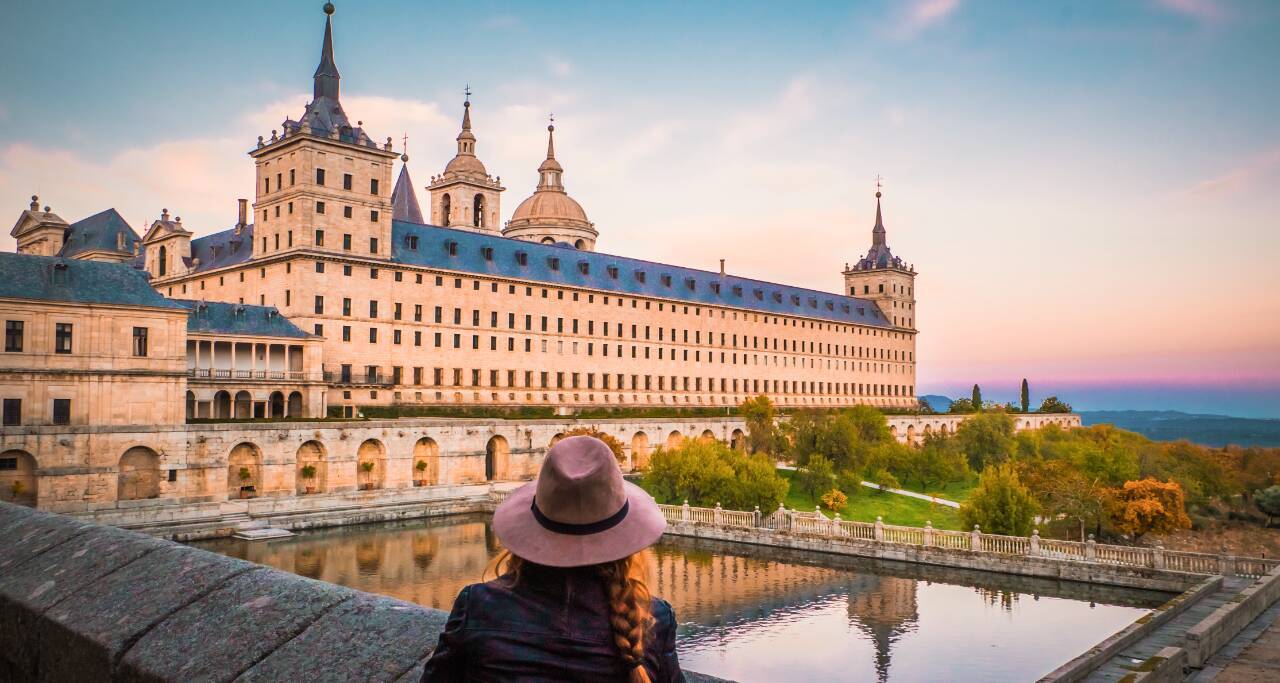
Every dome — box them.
[509,190,589,226]
[443,154,488,178]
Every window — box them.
[343,173,353,190]
[290,169,296,185]
[2,398,19,426]
[343,234,352,251]
[342,325,351,342]
[52,398,71,425]
[516,251,528,266]
[315,229,325,247]
[369,301,379,318]
[4,321,22,352]
[370,237,379,253]
[314,323,324,336]
[405,235,419,250]
[132,327,148,357]
[369,328,378,343]
[344,206,353,219]
[316,168,326,185]
[370,178,379,195]
[315,296,325,314]
[316,201,326,214]
[55,323,72,354]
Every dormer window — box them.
[825,301,834,310]
[444,240,458,256]
[685,278,696,290]
[515,251,528,266]
[790,295,801,305]
[404,235,419,250]
[548,257,560,271]
[607,265,619,279]
[732,285,743,297]
[710,283,720,294]
[809,297,818,308]
[660,274,672,287]
[635,270,646,283]
[578,261,590,275]
[753,289,763,300]
[841,304,850,313]
[773,292,783,303]
[481,247,494,261]
[858,307,866,315]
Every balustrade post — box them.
[1030,529,1040,557]
[923,521,934,547]
[874,516,885,542]
[832,513,842,537]
[681,499,690,524]
[970,525,982,551]
[1152,544,1165,570]
[714,503,723,526]
[1085,534,1097,561]
[1220,545,1236,576]
[753,505,761,528]
[777,503,787,531]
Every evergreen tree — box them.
[959,463,1039,536]
[1020,379,1030,413]
[972,384,983,412]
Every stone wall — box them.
[0,502,727,682]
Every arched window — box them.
[473,194,484,228]
[158,245,167,276]
[541,237,555,244]
[441,194,452,226]
[574,239,585,249]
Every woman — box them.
[422,435,684,682]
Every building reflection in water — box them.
[195,516,1165,683]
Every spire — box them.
[391,163,424,224]
[313,3,340,101]
[872,190,886,247]
[456,88,476,153]
[461,85,473,133]
[537,118,564,190]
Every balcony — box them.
[324,371,397,387]
[188,369,319,382]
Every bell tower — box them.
[427,90,504,232]
[842,190,917,329]
[248,2,398,260]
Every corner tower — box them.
[503,121,598,250]
[842,191,917,329]
[247,3,398,260]
[427,93,504,232]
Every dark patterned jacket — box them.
[421,564,684,682]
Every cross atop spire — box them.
[872,181,886,247]
[313,3,340,101]
[401,133,409,162]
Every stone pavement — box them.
[1193,601,1280,682]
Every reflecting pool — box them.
[194,515,1171,682]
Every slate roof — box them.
[59,208,140,259]
[188,224,254,272]
[0,252,184,309]
[390,220,896,328]
[391,165,424,223]
[174,300,312,339]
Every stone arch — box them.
[540,236,556,244]
[574,239,585,249]
[442,193,452,226]
[413,437,440,486]
[666,430,684,449]
[472,194,484,228]
[185,391,196,420]
[923,424,934,437]
[287,391,303,417]
[214,390,231,419]
[888,425,898,439]
[631,432,651,470]
[906,424,917,444]
[730,428,746,451]
[296,440,327,494]
[356,439,386,490]
[548,432,566,450]
[486,435,510,481]
[233,390,252,419]
[118,446,162,501]
[227,442,263,498]
[0,450,38,507]
[158,244,167,276]
[699,429,716,443]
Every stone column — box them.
[1220,545,1236,576]
[832,513,842,537]
[874,516,884,542]
[923,521,934,547]
[713,503,723,526]
[970,525,982,551]
[1152,545,1166,570]
[681,500,690,524]
[753,505,761,528]
[1085,534,1097,561]
[1030,529,1040,556]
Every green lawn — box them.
[780,470,968,530]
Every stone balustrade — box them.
[655,502,1280,580]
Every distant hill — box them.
[921,394,954,413]
[1078,410,1280,448]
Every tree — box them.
[562,427,626,465]
[955,412,1016,471]
[948,397,975,414]
[959,463,1039,536]
[1256,485,1280,527]
[1020,379,1030,414]
[910,432,970,489]
[972,384,983,412]
[797,454,835,502]
[1106,478,1191,540]
[646,439,788,511]
[1020,459,1105,540]
[916,398,935,414]
[1038,396,1072,413]
[740,395,780,454]
[821,488,848,512]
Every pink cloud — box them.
[1190,145,1280,195]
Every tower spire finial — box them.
[313,3,340,101]
[546,113,556,159]
[872,175,886,247]
[401,132,409,162]
[461,85,473,132]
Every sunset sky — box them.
[2,1,1277,416]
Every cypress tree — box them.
[1020,379,1030,413]
[972,384,982,412]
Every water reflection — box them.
[194,516,1170,682]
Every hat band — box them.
[531,497,630,536]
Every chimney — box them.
[719,259,725,275]
[236,198,248,234]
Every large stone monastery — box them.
[4,3,917,425]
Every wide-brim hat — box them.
[492,435,666,567]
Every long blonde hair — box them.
[485,549,655,683]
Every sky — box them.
[1,0,1278,417]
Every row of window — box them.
[333,365,913,397]
[3,321,148,357]
[2,398,71,426]
[261,168,379,196]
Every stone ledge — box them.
[1186,566,1280,667]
